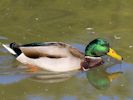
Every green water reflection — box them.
[0,0,133,100]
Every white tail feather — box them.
[2,44,16,55]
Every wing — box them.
[69,47,84,59]
[19,42,71,58]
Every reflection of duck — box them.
[30,70,79,83]
[87,67,122,90]
[2,38,122,72]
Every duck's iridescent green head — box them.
[85,38,123,61]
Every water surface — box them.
[0,0,133,100]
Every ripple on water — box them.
[0,36,8,40]
[0,55,14,68]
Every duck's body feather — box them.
[3,42,84,72]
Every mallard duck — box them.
[2,38,123,72]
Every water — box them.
[0,0,133,100]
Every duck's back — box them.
[20,42,84,59]
[20,42,75,58]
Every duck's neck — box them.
[81,56,103,71]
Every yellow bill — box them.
[107,48,123,61]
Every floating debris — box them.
[35,17,39,21]
[91,31,96,34]
[126,56,130,59]
[86,27,93,31]
[86,28,96,34]
[120,84,124,87]
[129,45,133,48]
[114,35,121,40]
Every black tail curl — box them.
[10,42,22,56]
